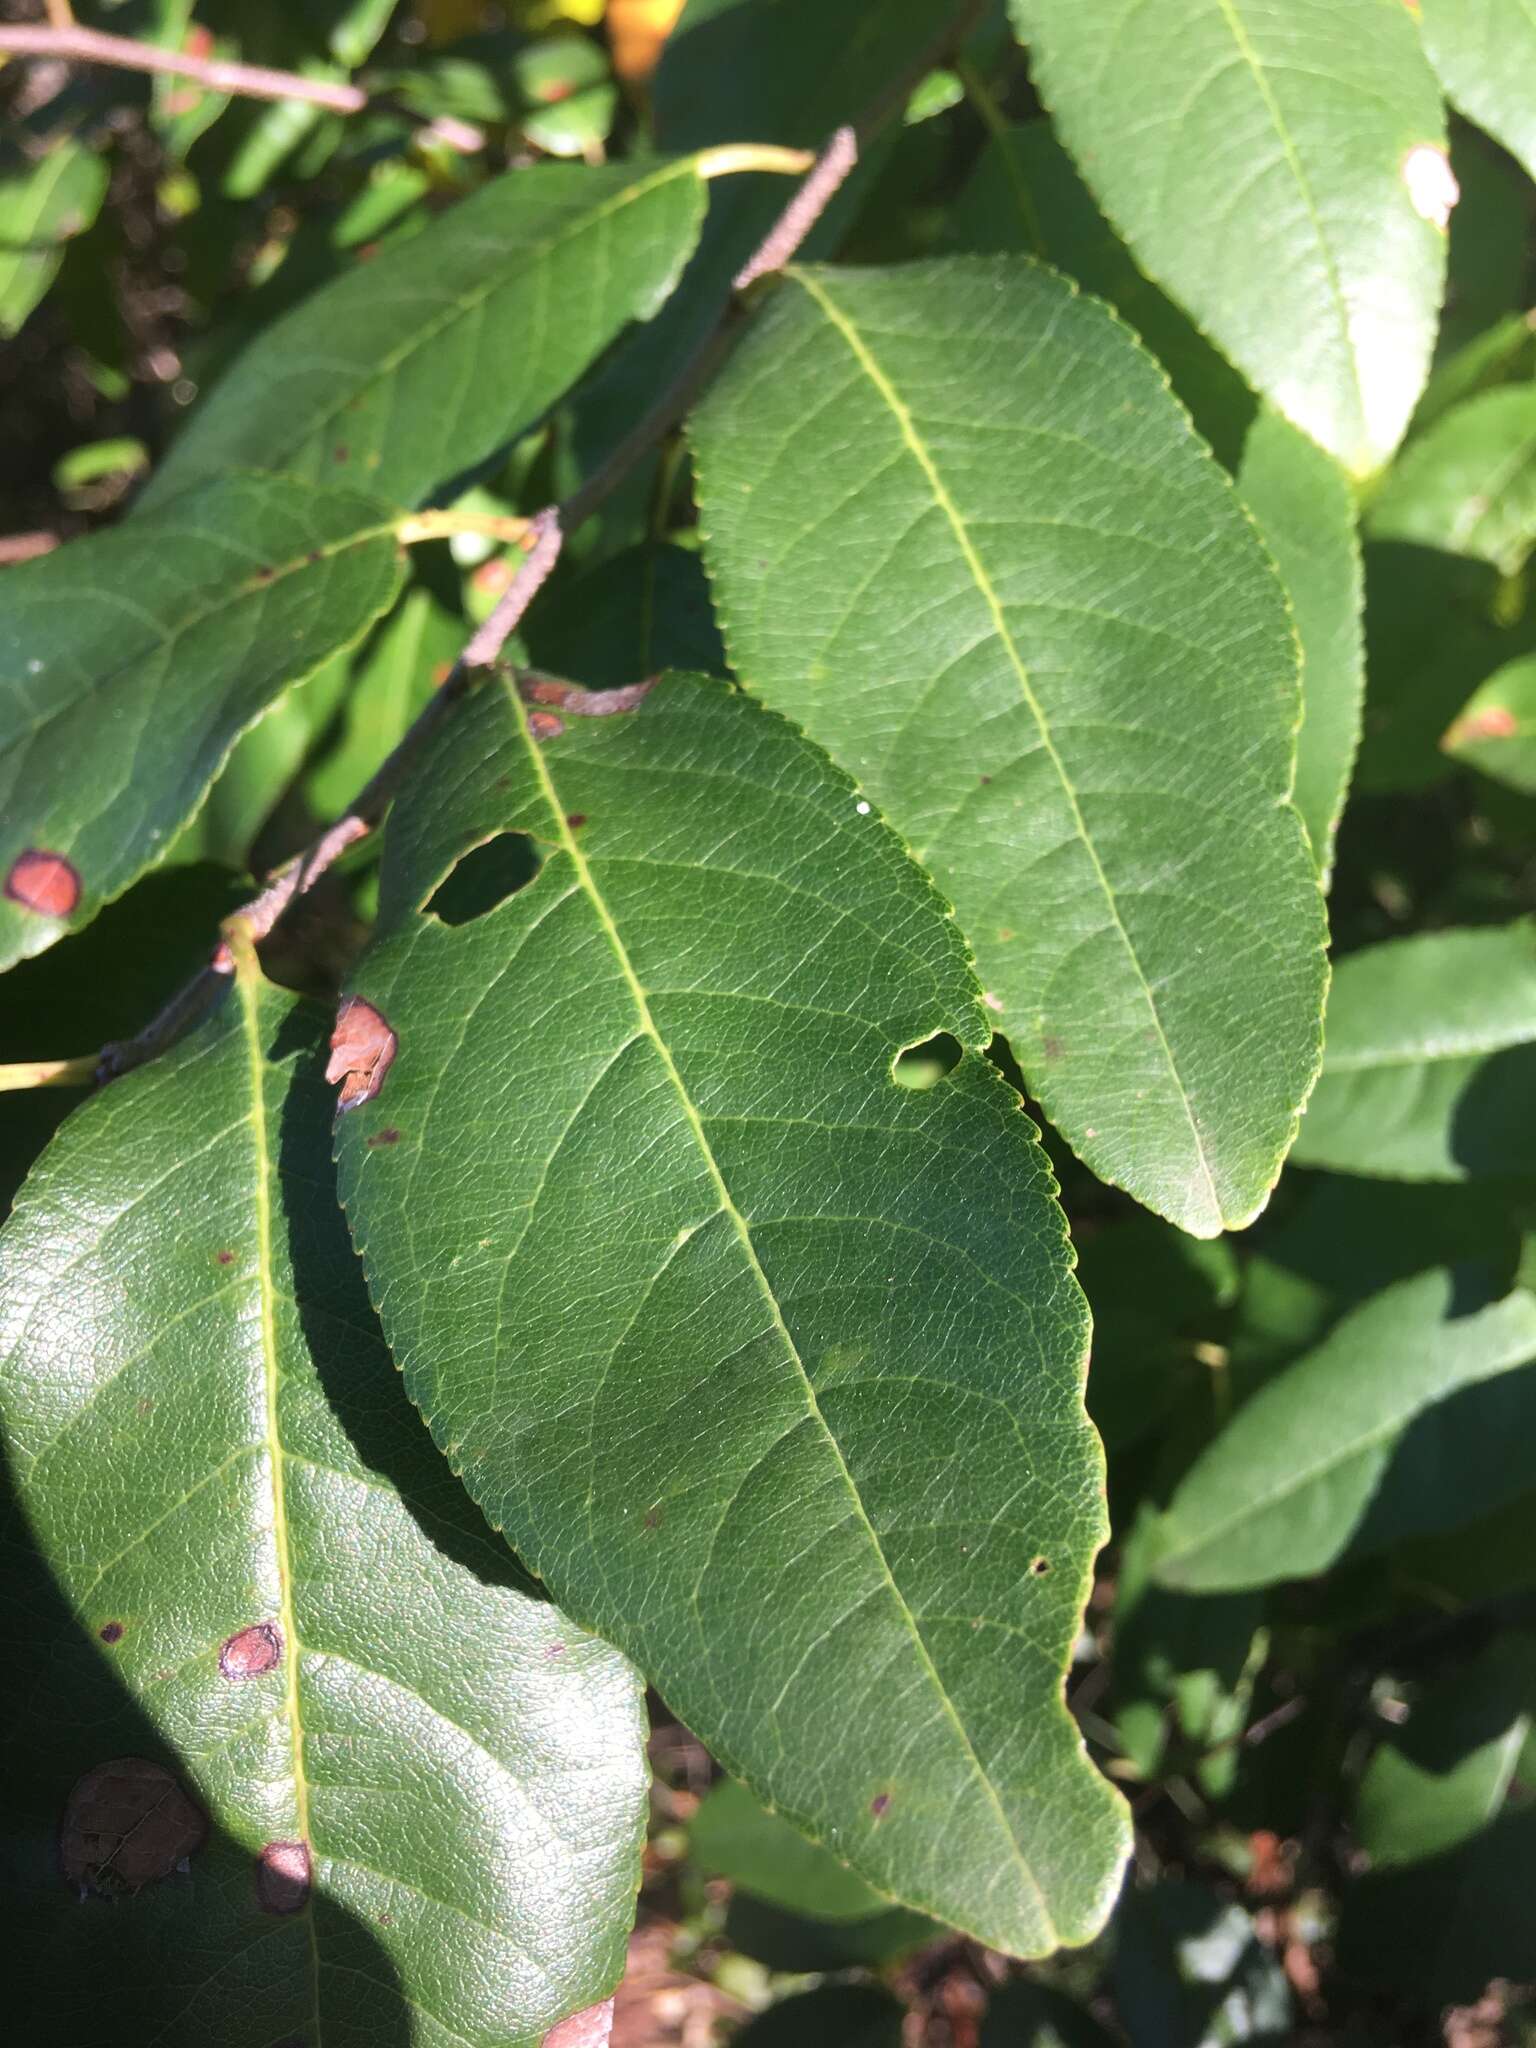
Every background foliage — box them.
[2,1,1534,2043]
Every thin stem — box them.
[694,143,815,181]
[955,52,1045,257]
[396,508,533,548]
[0,1055,97,1092]
[0,22,369,114]
[44,0,75,29]
[734,125,858,290]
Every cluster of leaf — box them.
[2,1,1535,2043]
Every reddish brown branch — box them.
[734,125,858,290]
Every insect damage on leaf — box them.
[4,848,81,919]
[256,1840,312,1914]
[327,995,397,1111]
[219,1620,283,1680]
[61,1759,207,1897]
[519,674,657,718]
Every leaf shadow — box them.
[0,1434,411,2046]
[1449,1041,1536,1177]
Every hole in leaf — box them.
[427,833,541,926]
[892,1032,962,1090]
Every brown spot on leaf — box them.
[327,995,397,1112]
[5,849,80,919]
[642,1505,662,1532]
[61,1759,206,1896]
[520,674,656,719]
[870,1792,891,1818]
[1447,704,1519,746]
[542,1997,615,2048]
[307,550,323,566]
[1041,1035,1064,1059]
[216,1249,235,1266]
[1031,1556,1050,1575]
[98,1622,124,1645]
[333,444,350,463]
[254,564,275,582]
[257,1840,311,1914]
[219,1620,283,1681]
[565,813,588,830]
[367,1127,401,1148]
[527,709,565,740]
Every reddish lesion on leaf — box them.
[519,673,657,719]
[541,1996,615,2048]
[61,1758,207,1897]
[219,1620,284,1680]
[1446,704,1520,747]
[5,848,81,919]
[256,1839,312,1914]
[327,994,397,1111]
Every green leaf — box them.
[0,962,646,2044]
[1369,386,1536,576]
[690,257,1326,1237]
[144,159,707,510]
[1151,1271,1536,1592]
[1444,653,1536,793]
[1239,410,1364,883]
[335,671,1130,1957]
[724,1892,936,1971]
[305,581,464,820]
[1008,0,1448,476]
[1419,0,1536,186]
[0,141,109,339]
[1112,1882,1292,2047]
[1339,1811,1536,2004]
[731,1985,905,2048]
[0,473,405,971]
[1292,923,1536,1180]
[1356,1634,1536,1869]
[690,1779,887,1922]
[948,121,1254,470]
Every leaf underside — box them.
[335,671,1130,1958]
[690,257,1327,1237]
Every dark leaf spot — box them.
[5,849,81,919]
[254,564,275,582]
[61,1759,206,1896]
[306,550,323,565]
[979,774,992,785]
[870,1792,891,1818]
[565,813,587,830]
[1031,1556,1050,1575]
[427,832,541,925]
[333,444,349,463]
[257,1839,311,1914]
[327,995,397,1112]
[366,1127,401,1148]
[219,1620,283,1680]
[216,1249,235,1266]
[642,1505,662,1532]
[520,673,656,719]
[1041,1035,1064,1059]
[98,1622,124,1645]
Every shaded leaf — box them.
[1112,1881,1291,2047]
[0,963,647,2044]
[691,257,1325,1236]
[729,1985,904,2048]
[524,543,725,688]
[981,1981,1120,2048]
[0,142,109,339]
[723,1891,937,1972]
[1419,0,1536,186]
[690,1778,887,1922]
[1151,1270,1536,1592]
[145,159,707,509]
[1239,410,1364,882]
[1338,1810,1536,2005]
[1008,0,1448,476]
[0,474,405,971]
[1369,386,1536,577]
[335,671,1130,1957]
[1292,923,1536,1180]
[1356,1634,1536,1869]
[1077,1218,1239,1454]
[1444,652,1536,793]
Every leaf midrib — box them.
[1205,0,1369,450]
[208,158,696,484]
[235,959,321,2035]
[785,266,1225,1228]
[504,677,1057,1945]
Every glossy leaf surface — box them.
[0,962,647,2045]
[1238,410,1363,882]
[145,159,706,510]
[1292,923,1536,1179]
[1008,0,1448,475]
[336,671,1130,1956]
[0,474,405,970]
[691,257,1326,1236]
[1419,0,1536,186]
[1152,1272,1536,1591]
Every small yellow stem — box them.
[694,143,817,181]
[0,1055,96,1092]
[45,0,75,27]
[396,508,533,547]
